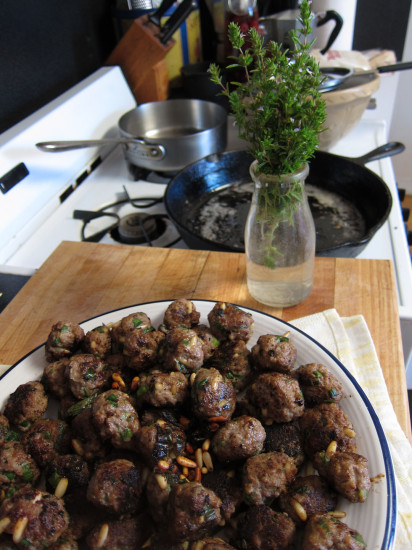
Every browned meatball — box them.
[313,450,371,503]
[264,422,305,467]
[86,514,152,550]
[70,408,108,462]
[23,418,71,468]
[242,451,297,505]
[44,454,90,495]
[251,333,297,373]
[167,482,222,543]
[191,368,236,422]
[45,321,85,362]
[201,469,243,521]
[161,327,204,373]
[4,381,48,432]
[302,514,366,550]
[42,358,70,399]
[83,325,112,358]
[211,415,266,462]
[145,466,180,523]
[136,371,189,408]
[299,403,357,460]
[297,363,344,406]
[161,299,201,331]
[235,505,296,550]
[189,538,236,550]
[86,458,143,515]
[205,339,252,391]
[92,390,140,449]
[207,302,254,343]
[192,324,220,361]
[123,329,165,372]
[66,354,109,399]
[0,441,40,489]
[247,372,305,424]
[48,533,78,550]
[111,312,153,352]
[0,486,69,549]
[63,487,107,541]
[278,475,338,525]
[135,418,186,468]
[0,414,16,448]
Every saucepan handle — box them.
[36,139,166,160]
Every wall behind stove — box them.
[0,0,117,134]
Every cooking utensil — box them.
[165,142,404,257]
[319,61,412,92]
[36,99,228,173]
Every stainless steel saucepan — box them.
[36,99,228,173]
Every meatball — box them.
[161,299,200,331]
[207,302,254,343]
[86,458,143,515]
[66,354,109,399]
[42,359,70,399]
[45,321,85,362]
[111,312,152,352]
[201,469,242,521]
[192,324,220,362]
[161,327,204,373]
[0,414,17,448]
[278,475,338,525]
[85,514,151,550]
[135,418,186,468]
[191,368,236,422]
[145,466,180,523]
[92,390,140,449]
[44,454,90,495]
[63,487,106,541]
[23,418,71,468]
[211,415,266,462]
[205,340,252,391]
[251,333,297,373]
[235,505,296,550]
[264,422,305,466]
[136,371,189,408]
[4,381,48,432]
[0,486,69,548]
[83,325,112,358]
[302,514,366,550]
[299,403,357,460]
[247,372,305,424]
[189,538,236,550]
[242,451,297,505]
[313,450,371,503]
[70,408,108,462]
[167,482,222,543]
[123,329,165,372]
[0,441,40,489]
[297,363,344,406]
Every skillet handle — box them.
[351,142,405,165]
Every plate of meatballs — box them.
[0,299,396,550]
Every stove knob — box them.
[402,207,410,222]
[398,187,406,202]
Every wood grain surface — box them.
[0,241,410,442]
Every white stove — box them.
[1,66,412,382]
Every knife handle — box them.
[148,0,175,27]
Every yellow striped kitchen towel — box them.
[292,308,412,550]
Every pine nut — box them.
[183,467,189,476]
[202,439,210,451]
[13,517,28,544]
[156,419,166,429]
[201,467,208,474]
[177,456,197,468]
[291,499,307,521]
[112,372,125,387]
[54,477,69,498]
[72,438,84,456]
[326,441,337,458]
[0,517,10,534]
[96,523,109,548]
[157,460,171,471]
[131,377,140,391]
[195,448,203,468]
[194,467,201,482]
[190,373,197,386]
[328,510,347,518]
[343,428,356,438]
[202,451,213,471]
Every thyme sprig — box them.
[209,0,326,177]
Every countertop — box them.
[0,241,410,443]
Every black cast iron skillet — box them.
[165,142,404,257]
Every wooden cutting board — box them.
[0,241,410,441]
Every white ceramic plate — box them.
[0,300,396,549]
